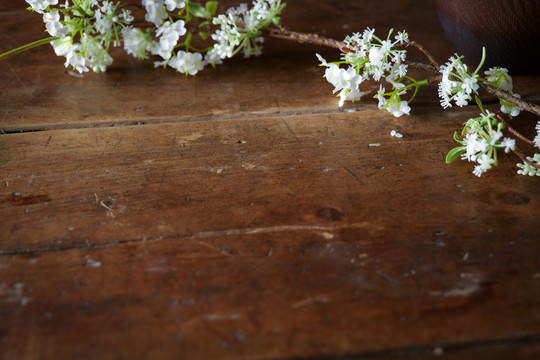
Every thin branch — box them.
[264,27,345,51]
[483,83,540,117]
[495,113,535,145]
[400,41,439,69]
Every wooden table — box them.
[1,1,540,359]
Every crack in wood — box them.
[0,223,372,256]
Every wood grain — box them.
[1,0,539,359]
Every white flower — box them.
[386,100,410,117]
[368,47,384,67]
[437,54,479,108]
[51,36,73,57]
[395,30,409,44]
[338,87,364,107]
[500,93,522,117]
[203,48,224,67]
[315,53,327,66]
[473,154,495,177]
[211,0,283,59]
[485,67,512,91]
[26,0,58,14]
[168,51,204,75]
[82,34,113,72]
[122,26,154,59]
[454,91,469,107]
[461,75,479,94]
[500,137,516,153]
[152,20,187,60]
[64,44,89,73]
[376,85,387,109]
[142,0,168,26]
[95,9,113,34]
[164,0,186,11]
[363,28,375,42]
[43,11,66,36]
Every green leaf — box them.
[199,31,208,40]
[453,131,462,144]
[474,95,486,115]
[446,146,466,164]
[189,2,210,18]
[205,1,218,16]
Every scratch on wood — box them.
[292,294,330,309]
[189,238,233,257]
[373,269,401,285]
[204,313,240,321]
[343,166,364,185]
[282,119,301,144]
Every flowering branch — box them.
[2,0,540,177]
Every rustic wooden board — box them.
[1,0,540,359]
[1,108,539,358]
[2,108,539,253]
[1,220,539,359]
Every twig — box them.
[264,27,346,51]
[495,113,534,146]
[400,41,439,69]
[483,83,540,117]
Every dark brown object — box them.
[1,1,540,359]
[436,0,540,73]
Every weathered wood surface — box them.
[1,0,540,359]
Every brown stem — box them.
[495,113,535,145]
[264,27,346,51]
[399,41,439,69]
[482,83,540,117]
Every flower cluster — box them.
[316,28,421,116]
[25,0,285,76]
[517,153,540,176]
[438,52,482,109]
[484,67,523,118]
[447,111,516,177]
[7,6,540,179]
[31,0,135,73]
[211,0,285,59]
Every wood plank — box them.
[1,223,539,359]
[2,108,539,254]
[1,1,540,358]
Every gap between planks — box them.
[1,98,504,135]
[287,333,540,360]
[0,107,373,134]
